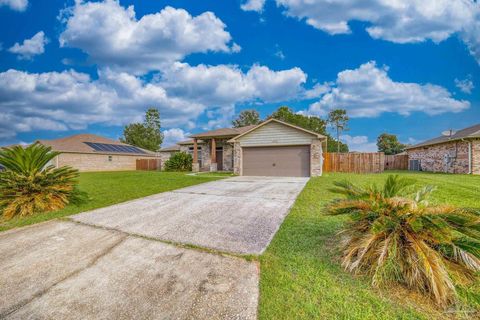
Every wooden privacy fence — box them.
[136,158,161,171]
[323,152,385,173]
[384,154,409,170]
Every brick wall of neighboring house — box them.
[407,140,475,174]
[472,139,480,174]
[54,152,157,172]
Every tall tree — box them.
[121,108,164,152]
[268,106,348,152]
[376,133,407,155]
[327,109,349,153]
[232,109,261,127]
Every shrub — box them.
[164,152,192,171]
[327,175,480,307]
[0,143,81,220]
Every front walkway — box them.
[0,176,308,319]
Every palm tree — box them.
[327,175,480,307]
[0,143,80,220]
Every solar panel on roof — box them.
[84,142,146,154]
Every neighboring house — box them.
[160,119,326,177]
[38,134,159,172]
[406,123,480,174]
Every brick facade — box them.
[222,142,234,171]
[472,139,480,175]
[53,152,158,172]
[408,139,479,174]
[233,142,242,175]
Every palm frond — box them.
[0,144,80,220]
[326,174,480,308]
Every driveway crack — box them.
[1,233,128,318]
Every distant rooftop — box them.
[189,125,257,139]
[407,123,480,149]
[38,134,156,156]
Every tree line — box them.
[123,107,407,155]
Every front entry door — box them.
[216,148,223,171]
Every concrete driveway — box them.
[0,176,308,319]
[1,221,258,319]
[72,176,309,255]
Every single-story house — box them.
[38,134,159,172]
[160,119,326,177]
[406,123,480,174]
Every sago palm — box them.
[327,175,480,307]
[0,143,80,219]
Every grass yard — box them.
[259,171,480,320]
[0,171,224,232]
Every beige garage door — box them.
[242,145,310,177]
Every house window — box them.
[108,155,112,162]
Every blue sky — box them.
[0,0,479,150]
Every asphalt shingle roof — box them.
[407,123,480,149]
[189,125,257,138]
[38,134,156,156]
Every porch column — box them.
[210,138,217,172]
[192,138,199,172]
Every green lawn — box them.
[0,171,224,232]
[259,171,480,320]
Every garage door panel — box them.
[243,146,310,177]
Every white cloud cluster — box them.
[0,62,309,140]
[241,0,266,12]
[455,77,475,94]
[0,0,27,11]
[59,0,238,74]
[0,69,204,140]
[162,128,189,146]
[307,61,469,118]
[247,0,480,64]
[8,31,48,60]
[160,62,307,106]
[340,134,377,152]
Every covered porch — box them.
[191,137,234,172]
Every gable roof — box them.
[38,134,156,156]
[228,118,326,142]
[159,145,181,152]
[407,123,480,149]
[189,125,257,139]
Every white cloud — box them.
[0,0,27,11]
[340,134,377,152]
[307,61,469,118]
[0,69,204,141]
[247,1,480,64]
[162,128,189,146]
[455,77,475,94]
[460,10,480,64]
[8,31,48,60]
[160,62,307,106]
[0,62,311,141]
[60,0,237,74]
[302,82,331,99]
[241,0,266,12]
